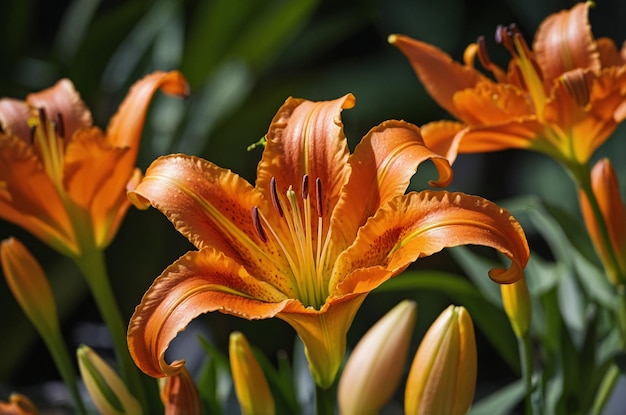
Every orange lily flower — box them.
[390,2,626,168]
[0,394,38,415]
[579,159,626,285]
[0,72,188,257]
[127,94,529,388]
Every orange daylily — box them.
[127,94,529,388]
[0,394,38,415]
[390,2,626,168]
[579,159,626,285]
[0,72,188,257]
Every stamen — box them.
[512,31,544,82]
[495,24,516,56]
[315,178,323,218]
[38,108,47,128]
[476,36,493,69]
[29,125,36,144]
[252,206,267,242]
[270,177,284,217]
[301,174,309,200]
[56,112,65,138]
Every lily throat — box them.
[252,175,332,309]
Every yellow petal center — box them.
[253,175,332,309]
[28,109,66,192]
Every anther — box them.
[252,206,267,243]
[29,125,36,143]
[270,177,284,217]
[476,36,493,69]
[495,24,515,55]
[56,112,65,138]
[315,178,323,218]
[301,174,309,200]
[494,24,504,45]
[38,108,47,128]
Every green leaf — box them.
[196,335,232,415]
[448,246,502,306]
[469,379,525,415]
[182,0,320,86]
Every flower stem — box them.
[518,333,538,415]
[315,384,335,415]
[591,285,626,414]
[42,327,88,414]
[73,250,148,411]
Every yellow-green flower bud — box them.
[1,237,59,338]
[501,277,532,338]
[405,305,477,415]
[77,344,142,415]
[229,332,275,415]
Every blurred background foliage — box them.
[1,0,625,410]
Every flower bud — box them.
[0,393,38,415]
[579,158,626,285]
[158,366,202,415]
[338,300,417,415]
[405,305,477,415]
[501,277,532,338]
[229,332,275,415]
[77,344,142,415]
[1,238,59,339]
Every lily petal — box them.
[534,2,600,85]
[0,99,32,143]
[420,120,466,163]
[127,154,296,295]
[127,248,289,378]
[334,191,529,293]
[0,134,76,254]
[257,94,354,227]
[334,120,452,248]
[26,79,93,143]
[388,34,487,119]
[277,292,367,389]
[453,81,535,125]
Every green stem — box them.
[592,286,626,414]
[591,364,620,415]
[518,333,537,415]
[73,250,148,411]
[41,327,88,414]
[315,384,335,415]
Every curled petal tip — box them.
[488,263,524,284]
[127,190,151,210]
